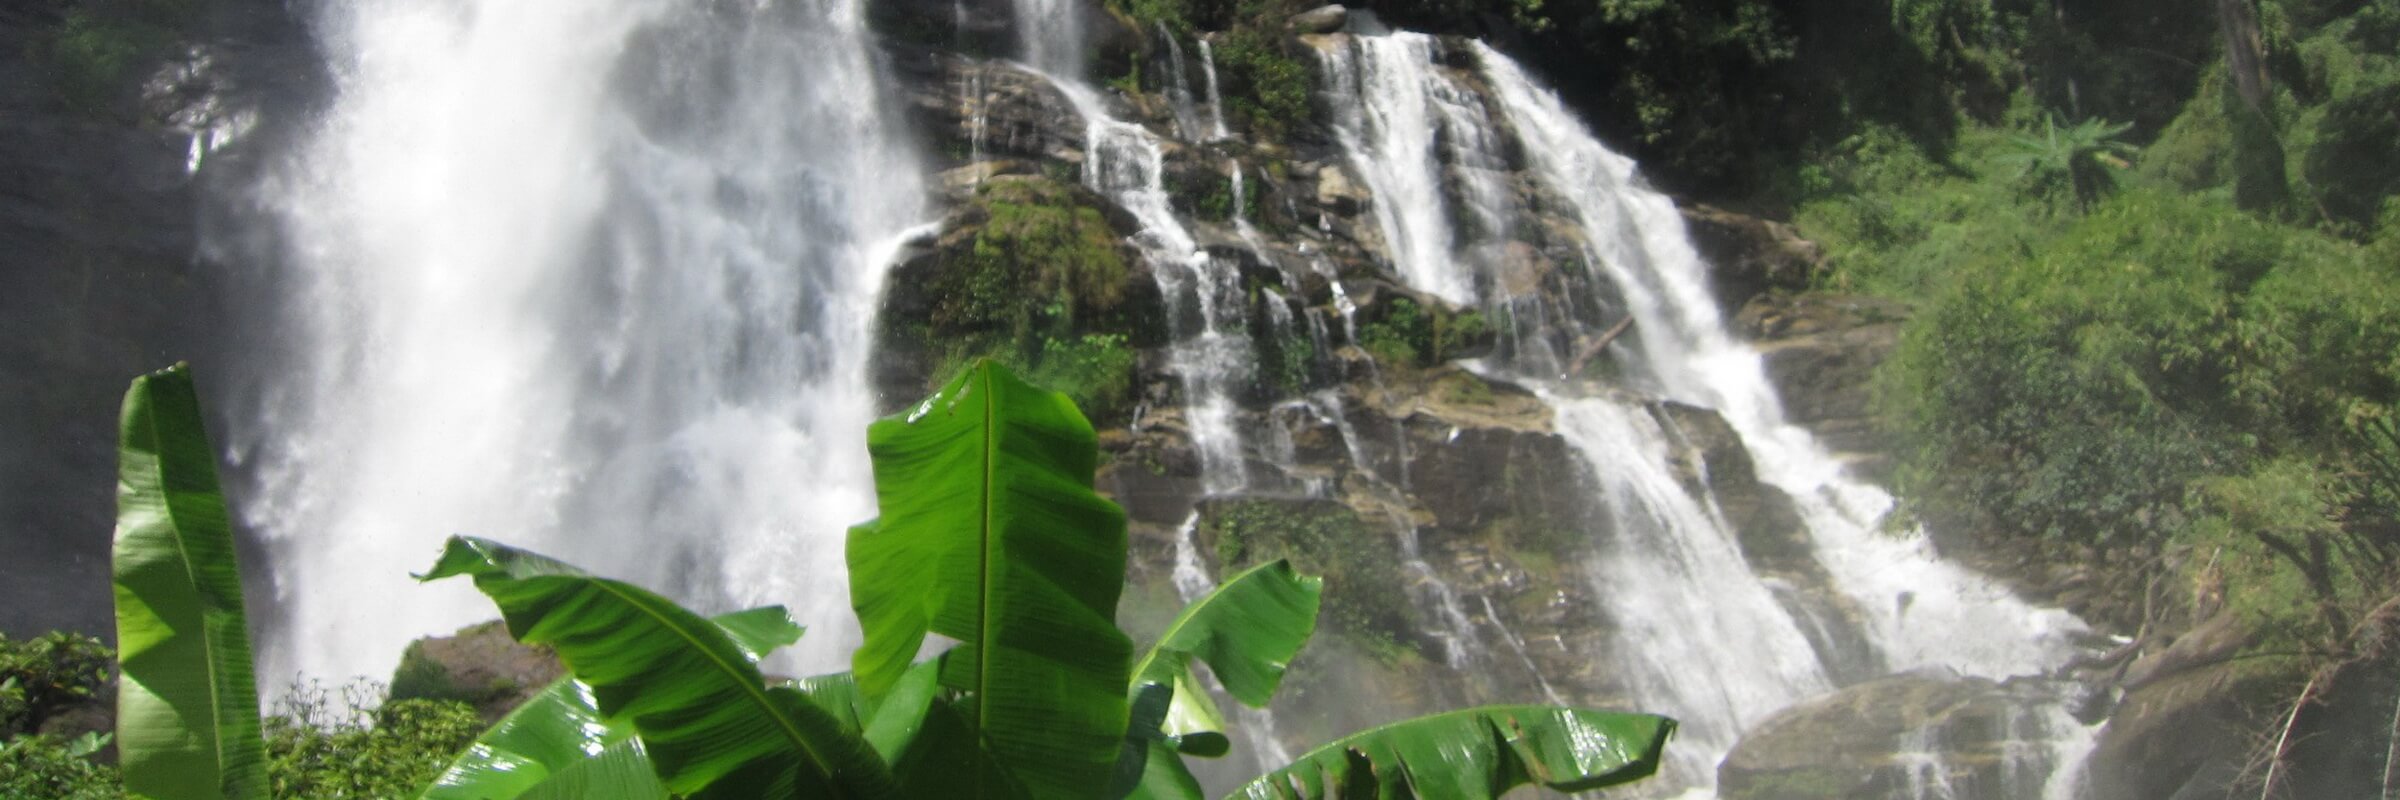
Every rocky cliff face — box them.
[859,18,1945,782]
[0,1,311,639]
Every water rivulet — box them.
[204,2,2107,795]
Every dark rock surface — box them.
[1734,291,1907,481]
[1720,670,2081,800]
[0,0,311,640]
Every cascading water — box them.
[1311,21,2100,795]
[237,0,928,683]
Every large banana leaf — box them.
[416,607,802,800]
[847,359,1131,798]
[1230,706,1674,800]
[421,536,895,799]
[110,364,269,800]
[1122,560,1322,799]
[1135,559,1321,746]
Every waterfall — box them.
[1196,38,1231,141]
[1310,20,2099,794]
[238,0,927,683]
[1159,24,1210,143]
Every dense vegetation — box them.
[1759,1,2400,663]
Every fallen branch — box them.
[1565,316,1635,377]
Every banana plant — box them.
[107,360,1674,800]
[845,358,1134,798]
[110,364,270,800]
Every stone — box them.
[1681,204,1823,314]
[389,620,565,723]
[1288,4,1348,34]
[1314,162,1370,216]
[1720,671,2082,800]
[1736,291,1908,474]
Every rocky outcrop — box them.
[0,0,311,639]
[1682,204,1823,312]
[388,621,565,723]
[1287,5,1348,35]
[1720,670,2083,800]
[1735,291,1907,481]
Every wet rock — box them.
[2087,658,2284,800]
[1681,204,1822,313]
[890,52,1088,172]
[389,620,564,723]
[1652,401,1884,684]
[0,0,313,639]
[1720,671,2080,800]
[1735,291,1907,480]
[1288,4,1348,34]
[1314,161,1370,216]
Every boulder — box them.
[1681,204,1822,313]
[1721,671,2085,800]
[389,620,564,723]
[1735,291,1907,478]
[1288,5,1348,34]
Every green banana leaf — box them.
[1135,559,1321,747]
[417,607,802,800]
[421,536,895,799]
[1229,706,1674,800]
[846,359,1131,798]
[110,364,270,800]
[1120,559,1321,798]
[512,739,666,800]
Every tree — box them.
[1998,115,2137,210]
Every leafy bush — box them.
[0,733,123,800]
[0,632,113,739]
[262,691,483,800]
[1211,27,1311,139]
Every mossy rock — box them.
[874,176,1165,425]
[387,620,562,723]
[1194,496,1423,658]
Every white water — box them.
[239,0,927,683]
[1311,22,2098,795]
[1196,38,1231,140]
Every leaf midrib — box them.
[135,379,242,797]
[976,361,1000,795]
[578,578,840,793]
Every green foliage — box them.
[0,632,113,739]
[91,361,1671,800]
[1794,124,2054,297]
[1888,192,2286,543]
[847,360,1132,799]
[2296,55,2400,233]
[421,538,893,798]
[1996,116,2136,209]
[1872,184,2400,650]
[2,733,125,800]
[1122,560,1323,796]
[1205,499,1420,658]
[1213,28,1312,139]
[111,363,270,800]
[920,179,1142,424]
[1229,705,1672,799]
[262,690,482,800]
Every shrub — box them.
[0,632,113,739]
